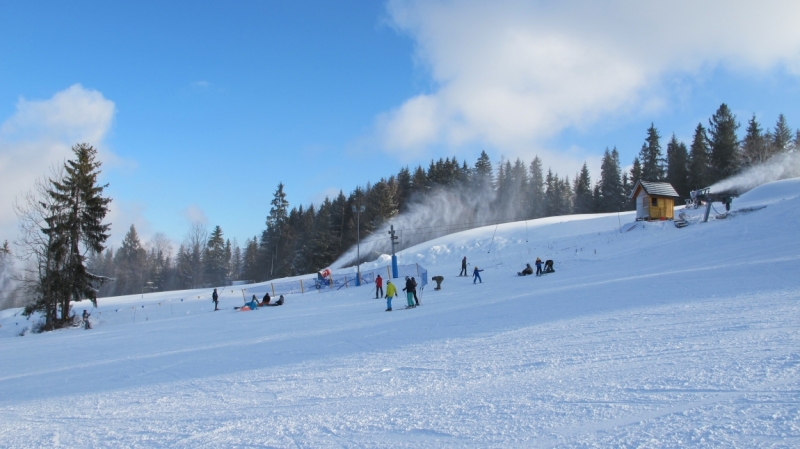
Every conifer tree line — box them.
[81,103,798,296]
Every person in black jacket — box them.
[212,288,219,311]
[459,256,468,276]
[411,277,420,306]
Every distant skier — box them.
[82,310,91,330]
[518,263,533,276]
[411,276,420,306]
[375,274,383,299]
[212,288,219,311]
[403,277,416,308]
[473,266,483,284]
[432,275,444,290]
[459,256,468,276]
[385,280,397,311]
[535,258,543,276]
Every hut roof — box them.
[630,180,680,199]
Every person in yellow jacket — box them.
[385,280,397,312]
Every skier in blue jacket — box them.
[473,266,483,284]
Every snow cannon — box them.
[316,268,332,288]
[690,187,740,222]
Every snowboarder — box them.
[212,288,219,311]
[82,310,91,330]
[473,266,483,284]
[459,256,468,276]
[518,263,533,276]
[261,292,271,306]
[544,260,555,273]
[385,281,397,311]
[535,258,543,276]
[375,274,383,299]
[403,277,416,308]
[432,275,444,290]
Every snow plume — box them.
[331,183,529,269]
[709,151,800,195]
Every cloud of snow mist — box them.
[709,152,800,195]
[331,181,532,269]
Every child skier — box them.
[473,266,483,284]
[535,258,543,276]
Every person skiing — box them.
[82,310,91,330]
[212,288,219,311]
[411,276,420,306]
[459,256,468,276]
[535,258,543,276]
[403,277,416,308]
[261,292,271,306]
[375,274,383,299]
[385,280,397,311]
[519,263,533,276]
[473,266,483,284]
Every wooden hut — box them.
[630,180,680,221]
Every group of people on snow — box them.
[382,275,420,311]
[518,258,555,276]
[213,288,285,311]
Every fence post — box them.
[300,279,305,294]
[271,283,275,296]
[416,263,420,277]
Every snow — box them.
[1,179,800,448]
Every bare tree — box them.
[184,222,207,288]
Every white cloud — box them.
[379,0,800,164]
[0,84,117,244]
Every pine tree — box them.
[639,123,664,181]
[473,150,493,191]
[707,103,740,184]
[688,123,710,190]
[30,144,111,327]
[115,225,146,295]
[204,226,227,286]
[230,238,242,282]
[528,157,545,218]
[666,134,690,199]
[573,163,593,214]
[741,115,769,167]
[772,114,793,154]
[598,148,624,212]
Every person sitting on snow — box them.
[265,295,284,306]
[260,292,271,306]
[519,263,533,276]
[244,295,259,310]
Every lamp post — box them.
[352,204,365,286]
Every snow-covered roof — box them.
[631,180,680,199]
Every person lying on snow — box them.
[518,263,533,276]
[264,295,284,306]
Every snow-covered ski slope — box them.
[1,178,800,448]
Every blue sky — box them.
[2,0,800,250]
